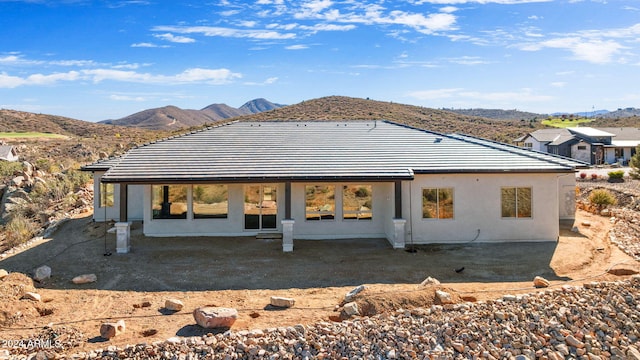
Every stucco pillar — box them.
[390,219,406,249]
[115,222,131,253]
[281,219,295,252]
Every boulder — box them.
[343,302,359,316]
[344,285,366,302]
[419,276,441,286]
[165,298,184,311]
[21,292,41,301]
[193,307,238,328]
[10,176,24,187]
[72,274,97,284]
[33,265,51,282]
[270,296,295,308]
[0,269,8,280]
[100,320,126,339]
[22,161,33,177]
[533,276,550,288]
[435,290,453,304]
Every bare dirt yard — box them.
[0,209,638,355]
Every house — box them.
[516,127,640,165]
[82,120,585,253]
[0,145,18,162]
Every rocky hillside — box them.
[101,98,284,130]
[236,96,542,143]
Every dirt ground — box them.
[0,209,638,354]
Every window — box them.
[501,187,532,218]
[305,185,335,220]
[422,188,454,219]
[152,185,188,219]
[100,183,114,207]
[577,145,587,150]
[524,142,533,148]
[193,185,228,219]
[343,185,372,220]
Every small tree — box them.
[630,145,640,179]
[589,189,617,208]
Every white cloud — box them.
[154,33,196,43]
[523,37,624,64]
[109,94,147,101]
[0,67,242,88]
[408,88,463,99]
[285,44,309,50]
[152,25,296,40]
[440,6,458,13]
[551,82,566,88]
[244,76,279,86]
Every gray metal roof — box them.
[81,156,124,171]
[93,120,582,184]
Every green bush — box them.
[631,145,640,179]
[0,161,22,177]
[608,170,625,179]
[589,189,617,207]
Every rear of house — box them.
[83,120,584,253]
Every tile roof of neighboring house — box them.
[548,133,578,146]
[87,121,585,184]
[0,145,17,160]
[596,127,640,141]
[526,128,571,143]
[81,156,124,171]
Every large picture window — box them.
[193,185,228,219]
[305,185,335,221]
[100,183,114,208]
[343,185,372,220]
[501,187,532,218]
[152,185,188,219]
[422,188,454,219]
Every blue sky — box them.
[1,0,639,122]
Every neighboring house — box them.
[82,120,585,253]
[516,127,640,165]
[0,145,18,162]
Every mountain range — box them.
[99,98,284,130]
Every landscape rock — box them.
[33,265,51,282]
[342,302,359,316]
[435,290,453,304]
[193,307,238,328]
[100,320,126,339]
[0,269,8,279]
[419,276,441,286]
[72,274,97,284]
[22,161,33,177]
[21,292,41,301]
[270,296,295,308]
[344,285,366,302]
[533,276,550,288]
[10,176,24,187]
[164,298,184,311]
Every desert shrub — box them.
[608,170,625,179]
[5,214,37,247]
[589,189,617,207]
[0,161,22,177]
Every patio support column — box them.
[390,181,406,249]
[282,181,294,252]
[116,183,131,254]
[394,180,402,219]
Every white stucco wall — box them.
[407,173,562,243]
[558,173,576,220]
[91,172,144,222]
[523,135,546,152]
